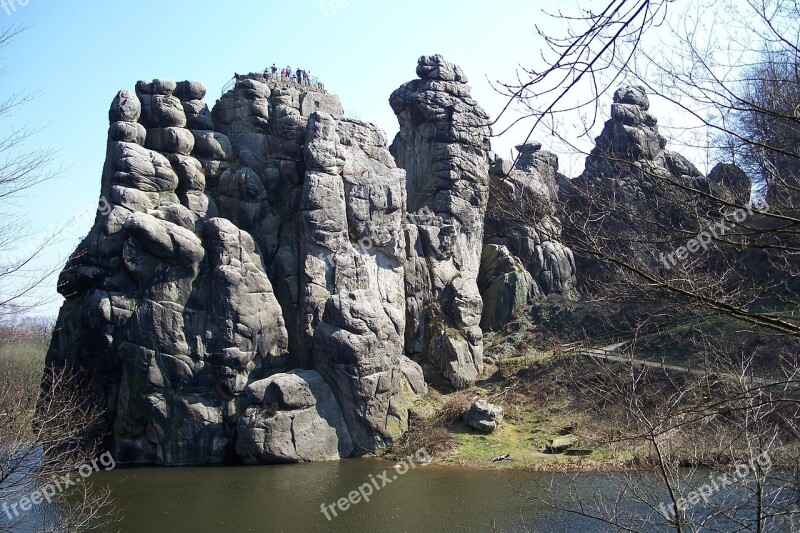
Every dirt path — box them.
[566,342,797,389]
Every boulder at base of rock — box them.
[236,370,354,464]
[463,399,504,433]
[545,436,578,454]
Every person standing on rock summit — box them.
[271,63,277,78]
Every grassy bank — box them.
[386,305,800,472]
[387,351,628,471]
[0,335,48,397]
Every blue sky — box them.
[3,0,561,315]
[0,0,694,316]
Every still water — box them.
[4,454,789,531]
[92,459,621,532]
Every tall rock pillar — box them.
[390,55,491,388]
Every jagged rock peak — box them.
[580,84,673,182]
[416,54,469,82]
[613,85,649,110]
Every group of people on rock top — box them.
[266,63,314,86]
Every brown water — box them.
[3,454,785,531]
[90,459,619,532]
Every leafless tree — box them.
[0,25,115,532]
[498,0,800,336]
[0,25,63,318]
[526,334,800,532]
[494,0,800,530]
[730,49,800,208]
[492,0,673,156]
[1,367,115,532]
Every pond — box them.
[90,460,627,532]
[9,457,782,532]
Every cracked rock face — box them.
[46,74,422,465]
[390,54,491,389]
[46,57,505,464]
[301,110,413,452]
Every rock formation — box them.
[46,69,432,465]
[557,85,695,285]
[565,84,752,210]
[566,84,754,215]
[44,56,597,465]
[477,244,538,330]
[559,84,755,289]
[480,143,578,330]
[390,54,491,389]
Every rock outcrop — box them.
[559,85,700,282]
[46,71,427,465]
[480,143,578,329]
[390,54,491,389]
[50,80,296,465]
[574,85,695,204]
[565,84,749,211]
[46,56,597,465]
[560,84,754,286]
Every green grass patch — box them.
[0,338,48,395]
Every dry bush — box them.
[390,393,471,459]
[1,368,116,532]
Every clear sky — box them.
[0,0,700,316]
